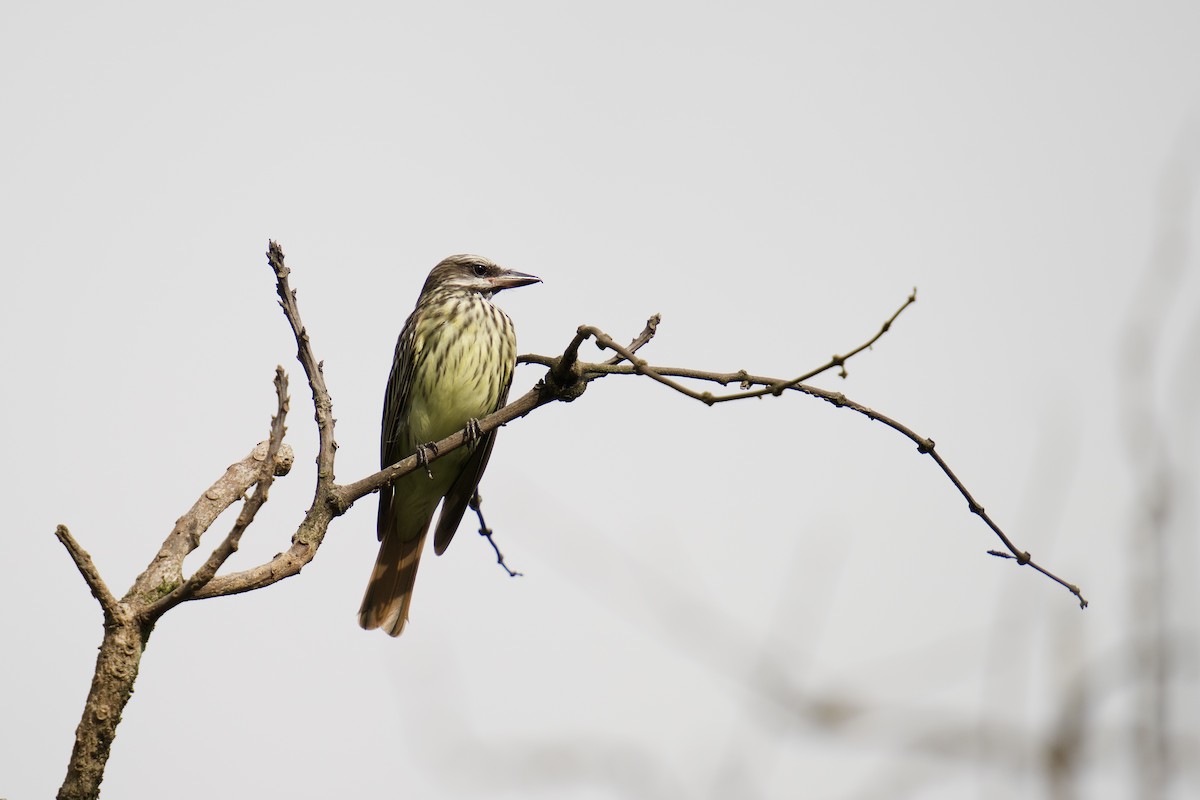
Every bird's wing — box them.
[431,371,513,556]
[377,319,419,542]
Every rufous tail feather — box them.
[358,525,429,637]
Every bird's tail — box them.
[358,524,430,637]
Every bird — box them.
[358,254,540,636]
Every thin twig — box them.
[603,313,661,366]
[54,525,122,621]
[576,290,918,404]
[793,385,1087,608]
[520,313,661,372]
[470,491,522,577]
[582,325,719,402]
[820,287,917,379]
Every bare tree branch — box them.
[54,241,1084,800]
[267,240,337,494]
[603,313,661,366]
[531,308,1087,609]
[54,525,121,622]
[123,441,293,609]
[55,367,297,800]
[180,243,350,600]
[522,290,917,395]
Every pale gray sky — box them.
[3,2,1199,798]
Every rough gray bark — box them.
[57,612,146,800]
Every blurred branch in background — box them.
[709,136,1198,800]
[1114,135,1200,800]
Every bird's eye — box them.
[472,263,488,277]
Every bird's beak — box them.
[488,269,542,291]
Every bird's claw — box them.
[465,418,482,444]
[417,442,438,479]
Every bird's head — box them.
[423,255,541,300]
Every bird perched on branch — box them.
[359,255,540,636]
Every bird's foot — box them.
[416,442,438,479]
[465,418,482,444]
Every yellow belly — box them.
[407,299,513,444]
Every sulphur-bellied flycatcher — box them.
[359,255,540,636]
